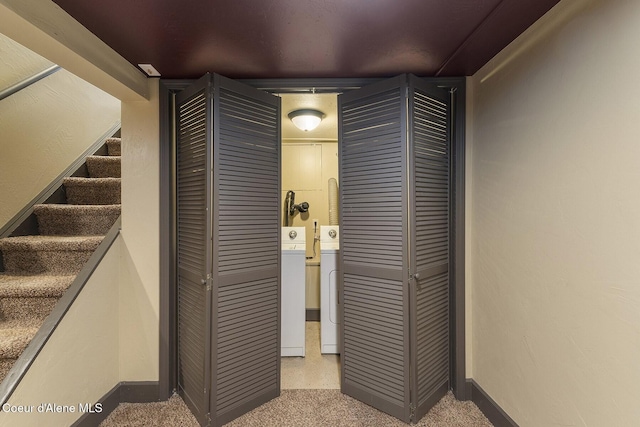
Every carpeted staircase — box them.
[0,137,121,383]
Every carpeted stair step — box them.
[0,235,104,275]
[86,155,121,178]
[0,359,15,384]
[106,137,121,156]
[0,275,74,322]
[0,319,41,359]
[63,177,121,205]
[33,204,121,235]
[0,327,38,359]
[0,318,42,383]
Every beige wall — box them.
[282,142,339,259]
[305,263,321,310]
[0,238,121,427]
[118,79,160,381]
[0,36,120,229]
[282,141,338,310]
[0,33,53,89]
[469,0,640,425]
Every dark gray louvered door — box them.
[339,75,452,423]
[338,75,412,422]
[176,74,214,427]
[210,74,281,426]
[408,75,451,421]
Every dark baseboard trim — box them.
[306,309,320,321]
[72,381,159,427]
[71,382,121,427]
[467,379,519,427]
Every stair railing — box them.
[0,65,61,101]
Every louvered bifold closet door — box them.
[338,75,411,422]
[210,74,281,426]
[176,74,213,427]
[408,75,451,421]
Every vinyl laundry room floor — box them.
[281,321,340,389]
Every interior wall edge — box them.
[119,78,161,382]
[463,75,474,380]
[473,0,596,83]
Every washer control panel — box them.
[282,227,306,250]
[320,226,340,250]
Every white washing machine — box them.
[281,227,306,357]
[320,226,340,354]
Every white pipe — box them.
[328,178,339,225]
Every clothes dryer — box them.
[320,226,340,354]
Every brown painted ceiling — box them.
[52,0,559,80]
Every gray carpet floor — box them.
[100,390,492,426]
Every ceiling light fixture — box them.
[288,109,324,132]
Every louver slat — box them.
[339,76,411,422]
[211,74,280,426]
[410,76,451,421]
[176,76,212,427]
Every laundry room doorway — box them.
[278,91,342,391]
[159,74,466,427]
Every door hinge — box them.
[409,272,422,291]
[202,274,213,291]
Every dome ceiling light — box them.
[288,109,324,132]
